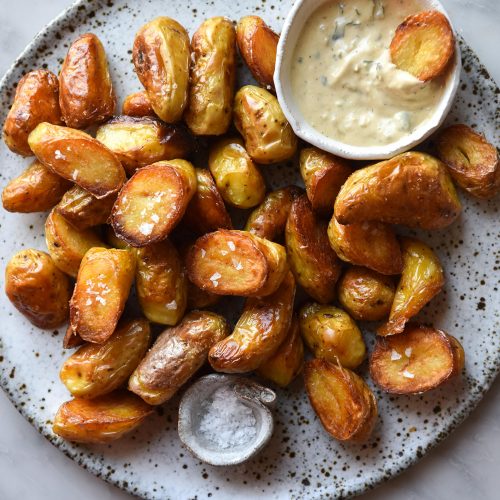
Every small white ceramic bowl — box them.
[274,0,462,160]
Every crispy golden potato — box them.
[3,70,62,156]
[60,318,150,398]
[122,91,156,117]
[208,137,266,209]
[338,267,396,322]
[286,195,341,304]
[59,33,115,128]
[2,160,71,213]
[236,16,279,91]
[28,122,126,198]
[52,391,153,443]
[185,17,236,136]
[334,152,461,230]
[391,10,455,81]
[133,17,190,123]
[370,324,464,394]
[257,318,304,387]
[136,240,187,325]
[234,85,297,164]
[5,249,71,329]
[104,225,130,250]
[300,148,352,215]
[111,160,196,247]
[56,186,116,230]
[129,311,228,405]
[63,324,85,349]
[378,238,445,337]
[70,248,136,344]
[305,359,377,442]
[245,186,302,240]
[45,209,106,277]
[209,271,295,373]
[96,116,193,176]
[435,124,500,199]
[299,303,366,370]
[183,168,232,234]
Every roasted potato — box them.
[338,267,396,322]
[390,10,455,82]
[245,186,302,240]
[122,90,156,117]
[28,122,126,198]
[111,160,196,247]
[129,311,228,405]
[96,116,193,175]
[234,85,297,164]
[5,249,71,329]
[52,391,153,443]
[299,148,352,215]
[378,238,445,337]
[370,323,464,394]
[185,17,236,136]
[2,160,71,213]
[135,240,187,325]
[208,137,266,209]
[299,303,366,370]
[70,248,136,344]
[60,318,150,399]
[187,281,220,310]
[334,152,461,230]
[63,324,85,349]
[327,217,403,275]
[236,16,279,91]
[3,69,62,156]
[209,271,295,373]
[104,226,130,250]
[133,17,190,123]
[305,359,377,442]
[59,33,115,128]
[435,124,500,199]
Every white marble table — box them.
[0,0,499,498]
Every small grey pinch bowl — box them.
[178,374,276,466]
[274,0,462,160]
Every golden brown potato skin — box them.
[334,152,461,230]
[129,311,228,405]
[2,160,71,213]
[185,17,236,136]
[133,17,190,123]
[3,70,62,156]
[234,85,297,164]
[122,91,156,117]
[59,33,115,129]
[5,249,71,329]
[435,124,500,199]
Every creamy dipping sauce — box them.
[290,0,448,147]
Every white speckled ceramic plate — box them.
[0,1,499,499]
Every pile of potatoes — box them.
[2,13,499,446]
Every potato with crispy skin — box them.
[2,160,71,213]
[122,91,155,117]
[286,195,341,304]
[185,17,236,136]
[129,311,228,405]
[370,323,464,394]
[3,70,62,156]
[59,33,115,128]
[378,238,445,337]
[209,271,295,373]
[52,391,153,443]
[70,248,136,344]
[435,124,500,199]
[305,359,377,442]
[334,152,461,230]
[133,17,190,123]
[234,85,297,164]
[5,249,71,329]
[28,123,126,199]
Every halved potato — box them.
[122,91,156,117]
[304,359,377,442]
[370,323,464,394]
[378,237,444,337]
